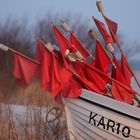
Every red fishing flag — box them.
[35,39,45,63]
[93,17,113,43]
[35,39,46,78]
[104,16,118,43]
[111,81,135,104]
[95,40,111,73]
[13,53,39,88]
[83,60,110,83]
[62,76,82,98]
[85,65,109,92]
[40,50,52,91]
[71,60,87,78]
[121,54,133,84]
[104,16,117,35]
[53,24,71,69]
[70,32,89,58]
[40,50,72,96]
[51,54,73,97]
[72,60,109,92]
[77,75,103,94]
[111,55,130,86]
[55,76,82,104]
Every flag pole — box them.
[96,1,140,88]
[60,20,95,60]
[0,44,40,65]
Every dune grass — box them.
[0,80,69,140]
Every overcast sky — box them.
[0,0,140,44]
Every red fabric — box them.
[77,76,103,94]
[53,24,71,69]
[35,39,45,63]
[40,50,52,91]
[94,18,113,43]
[70,32,89,58]
[121,54,133,84]
[111,55,120,79]
[85,66,108,92]
[105,16,118,43]
[111,55,129,86]
[13,53,39,88]
[62,76,82,98]
[71,61,87,78]
[84,61,110,83]
[91,57,95,66]
[35,39,46,78]
[41,51,72,97]
[72,60,109,92]
[111,81,134,104]
[51,54,73,97]
[95,40,111,73]
[105,16,117,35]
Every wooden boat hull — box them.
[64,89,140,140]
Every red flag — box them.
[104,16,118,43]
[71,61,87,78]
[53,24,71,69]
[72,60,109,92]
[62,76,82,98]
[51,54,72,97]
[105,16,117,35]
[77,75,103,94]
[70,32,89,58]
[35,39,45,63]
[111,55,129,86]
[41,51,72,96]
[95,40,111,73]
[35,39,46,78]
[111,81,134,104]
[121,54,133,84]
[40,50,52,91]
[85,66,109,92]
[13,53,39,88]
[83,60,110,83]
[94,18,113,43]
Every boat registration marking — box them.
[89,111,131,138]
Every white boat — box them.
[64,89,140,140]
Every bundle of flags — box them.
[11,16,137,105]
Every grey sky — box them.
[0,0,140,43]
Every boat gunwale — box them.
[78,96,140,121]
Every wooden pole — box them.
[96,1,140,88]
[0,43,40,65]
[9,47,40,65]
